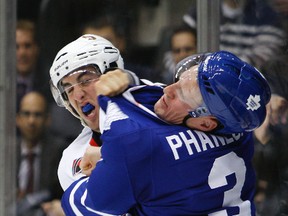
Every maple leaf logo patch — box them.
[246,95,261,111]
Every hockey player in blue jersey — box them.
[49,35,271,215]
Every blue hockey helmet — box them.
[175,51,271,134]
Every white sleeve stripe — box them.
[81,189,120,215]
[69,178,121,216]
[69,178,87,216]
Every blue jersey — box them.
[62,85,256,216]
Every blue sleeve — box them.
[61,131,145,215]
[78,92,160,214]
[86,118,143,214]
[87,156,136,214]
[61,177,105,216]
[61,175,132,216]
[86,97,154,214]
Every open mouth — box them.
[81,103,95,116]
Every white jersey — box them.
[57,126,92,190]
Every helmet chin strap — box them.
[182,114,192,127]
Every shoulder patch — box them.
[72,157,82,176]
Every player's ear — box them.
[185,116,218,131]
[197,117,218,131]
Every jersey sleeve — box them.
[87,155,136,214]
[87,99,156,214]
[62,97,143,215]
[85,115,157,214]
[61,177,123,216]
[61,177,97,216]
[61,147,136,216]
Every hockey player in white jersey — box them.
[49,34,271,216]
[50,34,140,190]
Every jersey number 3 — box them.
[208,152,251,216]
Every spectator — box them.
[253,54,288,216]
[161,25,197,84]
[16,91,66,216]
[16,19,82,148]
[16,20,39,110]
[183,0,286,70]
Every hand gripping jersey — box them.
[61,85,256,216]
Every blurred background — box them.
[1,0,288,215]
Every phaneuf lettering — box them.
[166,130,243,160]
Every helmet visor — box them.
[58,69,101,96]
[174,53,211,82]
[49,66,101,107]
[50,80,65,107]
